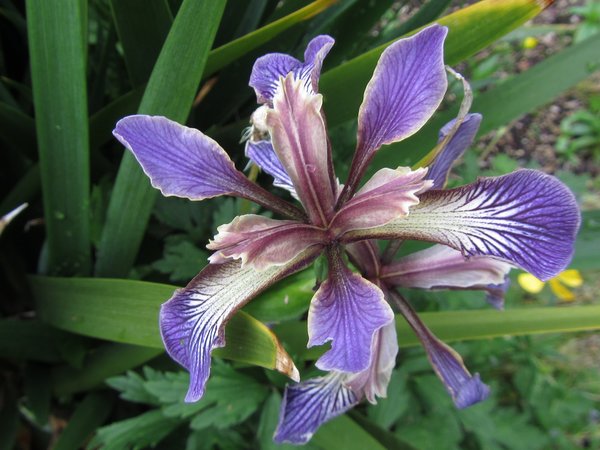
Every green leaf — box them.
[109,0,173,86]
[257,392,299,450]
[30,275,298,379]
[0,384,18,450]
[26,0,91,275]
[24,363,51,425]
[95,0,227,278]
[90,409,182,450]
[53,393,114,450]
[151,237,208,283]
[0,101,36,158]
[106,366,164,406]
[52,343,162,396]
[573,210,600,269]
[320,0,549,128]
[312,415,386,450]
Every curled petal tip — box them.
[455,373,491,409]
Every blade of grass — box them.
[0,319,72,363]
[95,0,226,278]
[320,0,550,128]
[26,0,91,275]
[0,101,36,159]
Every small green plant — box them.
[556,95,600,161]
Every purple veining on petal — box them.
[114,115,252,200]
[160,251,319,402]
[330,167,431,235]
[267,75,336,226]
[274,372,359,444]
[308,247,394,373]
[345,170,581,281]
[390,291,490,409]
[207,214,326,270]
[249,35,334,105]
[345,241,381,279]
[342,24,448,201]
[427,113,482,189]
[245,140,296,197]
[381,244,513,309]
[347,322,398,404]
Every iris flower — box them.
[113,24,580,444]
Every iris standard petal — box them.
[249,35,334,104]
[274,372,359,445]
[114,115,305,220]
[267,75,336,226]
[245,140,296,196]
[160,250,319,402]
[308,247,394,373]
[344,170,581,281]
[381,244,513,309]
[207,214,326,269]
[390,291,490,409]
[347,322,398,404]
[330,167,431,235]
[427,113,482,189]
[342,24,448,200]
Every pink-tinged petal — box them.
[390,291,490,408]
[344,170,581,281]
[274,372,359,444]
[342,24,448,201]
[427,113,482,189]
[345,240,381,279]
[249,35,334,105]
[114,115,305,220]
[267,75,336,226]
[207,214,326,270]
[330,167,431,235]
[381,244,513,309]
[347,322,398,404]
[245,140,296,197]
[308,247,394,373]
[160,250,319,402]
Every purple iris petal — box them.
[427,113,482,189]
[308,247,394,373]
[114,115,254,200]
[249,35,334,104]
[345,241,381,279]
[267,75,336,226]
[345,170,581,281]
[330,167,431,235]
[347,322,398,404]
[390,291,490,409]
[381,244,512,309]
[207,214,326,270]
[343,24,448,200]
[245,140,296,196]
[114,115,305,220]
[275,372,359,445]
[160,252,318,402]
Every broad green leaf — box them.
[26,0,91,275]
[30,275,298,380]
[320,0,550,128]
[95,0,226,278]
[53,393,114,450]
[109,0,173,86]
[369,31,600,177]
[203,0,337,78]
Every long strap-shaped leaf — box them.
[320,0,551,128]
[26,0,91,275]
[95,0,226,278]
[30,275,600,361]
[30,275,296,378]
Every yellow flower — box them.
[522,36,538,49]
[518,270,583,301]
